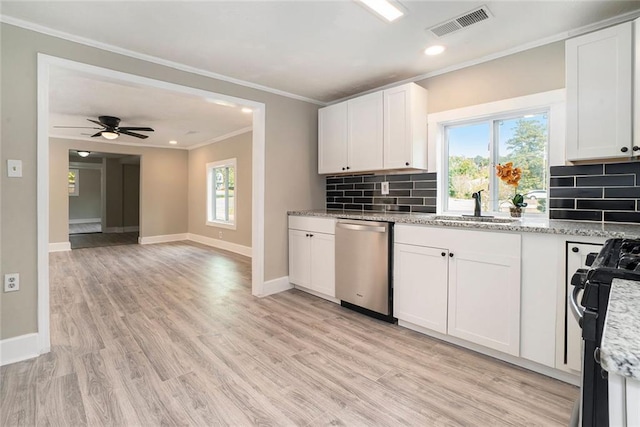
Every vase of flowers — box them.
[496,162,527,218]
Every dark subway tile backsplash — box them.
[326,172,437,213]
[549,160,640,224]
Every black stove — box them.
[570,238,640,427]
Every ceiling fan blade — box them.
[90,131,103,137]
[87,119,105,126]
[119,127,154,132]
[53,126,102,129]
[119,130,149,139]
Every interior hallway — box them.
[1,242,578,426]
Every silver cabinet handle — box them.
[336,223,386,233]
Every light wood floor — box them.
[70,232,139,249]
[1,242,578,426]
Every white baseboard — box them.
[0,333,40,366]
[68,218,101,224]
[49,241,71,252]
[138,233,188,245]
[397,320,580,386]
[123,226,139,232]
[260,276,293,297]
[187,233,252,258]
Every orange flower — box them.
[496,163,522,187]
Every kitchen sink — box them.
[433,215,519,224]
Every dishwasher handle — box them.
[336,222,387,233]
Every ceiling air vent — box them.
[427,6,492,38]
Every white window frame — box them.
[206,158,237,230]
[68,168,79,197]
[428,89,566,217]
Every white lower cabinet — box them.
[394,244,448,334]
[609,373,640,426]
[394,225,521,356]
[288,216,336,300]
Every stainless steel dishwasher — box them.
[335,219,394,322]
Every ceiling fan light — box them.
[77,151,90,157]
[102,131,119,140]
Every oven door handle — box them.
[570,285,584,323]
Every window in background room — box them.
[206,158,237,229]
[445,111,548,215]
[68,168,79,196]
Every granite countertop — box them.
[601,278,640,380]
[288,210,640,239]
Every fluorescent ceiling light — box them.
[102,131,119,140]
[169,140,178,145]
[77,150,90,157]
[424,45,446,56]
[359,0,404,22]
[241,107,253,114]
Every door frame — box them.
[37,54,266,353]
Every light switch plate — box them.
[381,181,389,195]
[7,160,22,178]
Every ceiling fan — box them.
[54,116,154,140]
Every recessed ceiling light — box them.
[241,107,253,114]
[169,140,178,145]
[424,45,446,56]
[77,151,90,157]
[358,0,404,22]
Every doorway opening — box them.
[67,149,141,249]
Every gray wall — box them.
[1,23,324,340]
[123,164,140,228]
[68,168,101,221]
[188,131,252,248]
[50,138,187,245]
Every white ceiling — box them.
[3,1,639,104]
[4,0,640,148]
[48,66,253,148]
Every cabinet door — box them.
[635,18,640,156]
[384,84,428,170]
[566,22,633,160]
[288,230,311,287]
[448,250,521,356]
[348,91,383,172]
[564,242,603,372]
[394,243,448,334]
[309,233,335,297]
[318,102,348,174]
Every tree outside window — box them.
[446,112,548,215]
[206,159,236,228]
[68,169,79,196]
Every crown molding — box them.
[187,126,253,151]
[0,15,326,106]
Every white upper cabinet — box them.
[384,83,428,170]
[348,91,384,172]
[635,18,640,152]
[318,83,428,174]
[566,21,634,160]
[318,101,348,174]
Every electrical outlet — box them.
[4,273,19,292]
[218,231,223,239]
[381,181,390,195]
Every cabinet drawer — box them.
[288,216,336,234]
[395,224,520,257]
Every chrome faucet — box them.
[472,190,483,217]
